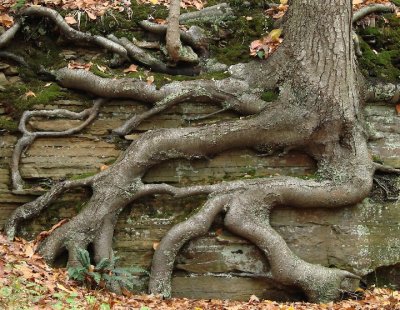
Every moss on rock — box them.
[357,14,400,81]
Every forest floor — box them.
[1,234,400,310]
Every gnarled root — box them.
[5,176,94,240]
[149,194,229,297]
[353,4,395,23]
[0,22,21,49]
[148,163,371,301]
[20,7,128,60]
[224,185,361,303]
[11,98,103,191]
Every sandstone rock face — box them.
[0,100,399,300]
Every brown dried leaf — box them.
[146,75,155,85]
[65,15,77,25]
[396,104,400,115]
[123,64,138,73]
[68,61,93,71]
[0,13,14,28]
[24,244,35,258]
[86,10,97,20]
[152,241,159,250]
[23,90,36,99]
[100,164,109,171]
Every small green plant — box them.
[68,248,147,291]
[12,0,26,10]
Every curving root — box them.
[11,98,105,192]
[148,172,370,302]
[5,176,94,240]
[0,22,21,49]
[112,86,243,136]
[353,4,395,23]
[20,7,128,60]
[149,194,230,297]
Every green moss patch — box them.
[0,116,18,132]
[261,89,279,102]
[357,14,400,81]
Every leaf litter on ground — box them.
[1,231,400,309]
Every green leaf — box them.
[100,303,111,310]
[77,248,91,268]
[0,287,12,297]
[88,271,102,284]
[85,295,97,304]
[95,258,111,271]
[256,50,265,59]
[68,267,86,281]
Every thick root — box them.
[224,185,362,303]
[149,194,229,297]
[11,99,103,191]
[5,178,94,240]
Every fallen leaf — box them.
[23,91,36,99]
[0,14,14,28]
[15,263,33,279]
[396,104,400,115]
[154,18,167,24]
[36,219,69,243]
[152,242,159,250]
[249,294,260,303]
[68,61,93,71]
[100,164,109,171]
[65,15,77,25]
[353,0,363,4]
[280,0,288,4]
[44,83,52,87]
[146,75,154,85]
[123,64,138,73]
[86,10,97,20]
[269,28,282,42]
[24,244,34,258]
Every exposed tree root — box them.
[352,4,395,57]
[353,4,395,23]
[149,194,229,297]
[4,0,395,303]
[112,86,245,136]
[0,51,29,67]
[107,34,199,75]
[166,0,184,64]
[178,3,233,24]
[20,7,128,60]
[12,6,213,75]
[5,176,94,241]
[224,191,361,303]
[366,81,400,103]
[11,99,104,191]
[53,67,272,132]
[374,163,400,175]
[139,21,207,57]
[0,22,21,49]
